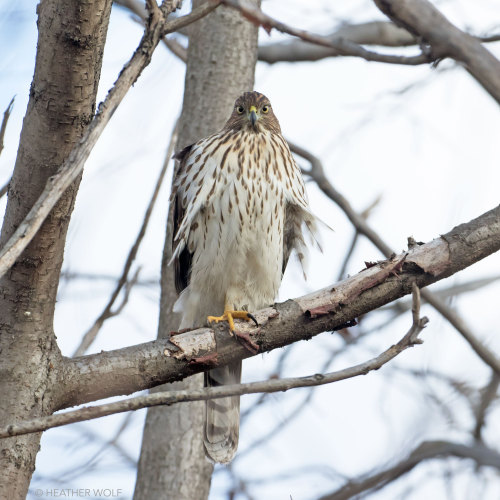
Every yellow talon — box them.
[207,310,258,333]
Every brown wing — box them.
[282,203,305,277]
[172,144,194,294]
[282,202,321,278]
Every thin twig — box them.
[60,270,158,287]
[72,269,141,357]
[0,97,14,200]
[380,275,500,314]
[116,0,188,62]
[337,196,381,281]
[72,121,178,356]
[0,96,14,157]
[0,321,425,439]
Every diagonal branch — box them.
[0,307,426,439]
[54,203,500,409]
[258,20,500,64]
[289,140,500,376]
[0,1,220,282]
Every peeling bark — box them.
[61,204,500,407]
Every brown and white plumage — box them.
[171,91,320,463]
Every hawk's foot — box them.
[207,310,258,333]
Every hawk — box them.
[171,91,321,463]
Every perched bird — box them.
[171,91,321,463]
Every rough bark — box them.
[0,0,112,497]
[133,1,260,499]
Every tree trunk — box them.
[133,1,260,498]
[0,0,112,497]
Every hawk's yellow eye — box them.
[262,105,269,114]
[236,106,244,114]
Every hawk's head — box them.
[224,91,281,134]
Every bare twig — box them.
[221,0,435,66]
[337,196,381,280]
[406,282,428,343]
[60,270,158,287]
[0,181,8,200]
[0,97,14,200]
[0,1,220,281]
[318,440,500,500]
[381,275,500,314]
[0,319,425,439]
[72,268,141,357]
[0,96,14,158]
[115,0,188,62]
[72,122,178,356]
[289,140,500,376]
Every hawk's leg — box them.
[208,303,258,333]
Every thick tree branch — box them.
[54,204,500,409]
[373,0,500,104]
[290,141,500,375]
[0,0,220,282]
[0,294,426,439]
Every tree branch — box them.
[0,97,14,200]
[0,96,14,158]
[289,141,500,376]
[258,20,500,64]
[373,0,500,104]
[221,0,434,66]
[0,0,220,282]
[115,0,188,62]
[55,204,500,409]
[0,295,426,439]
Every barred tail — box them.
[203,361,241,463]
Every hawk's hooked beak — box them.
[248,105,258,128]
